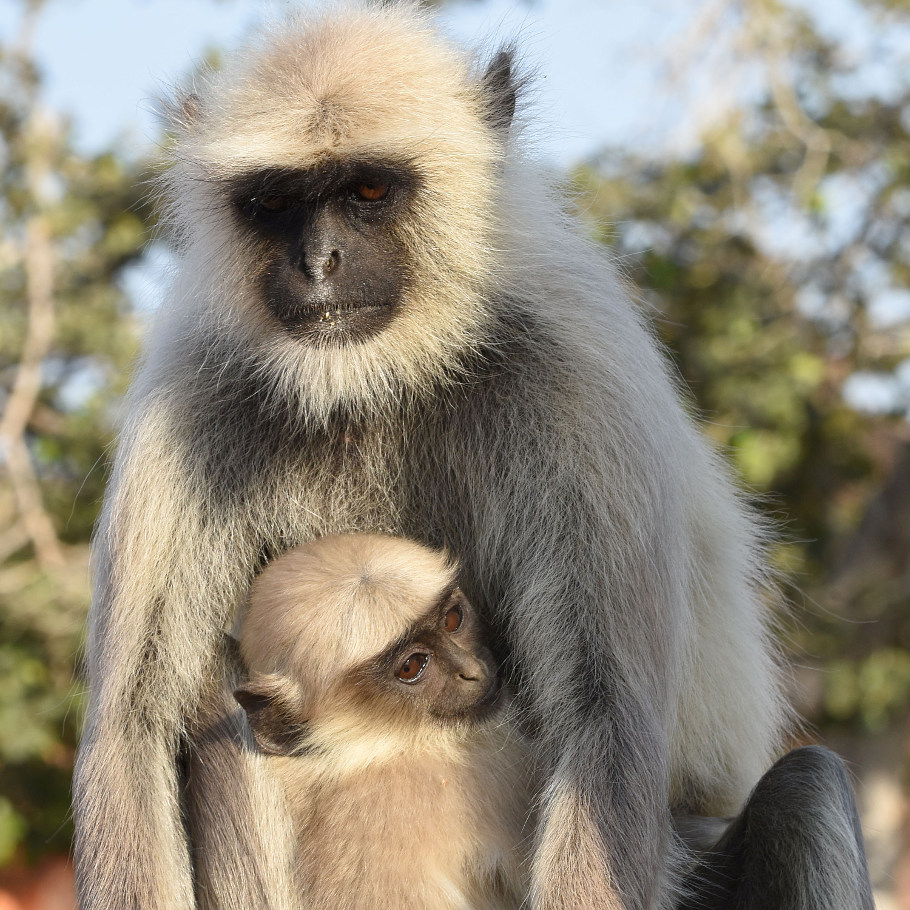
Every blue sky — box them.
[3,0,910,411]
[2,0,703,165]
[4,0,908,163]
[5,0,908,164]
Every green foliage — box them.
[0,13,150,862]
[0,798,25,866]
[826,650,910,731]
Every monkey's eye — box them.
[396,652,430,683]
[353,182,389,202]
[443,605,463,633]
[256,194,291,213]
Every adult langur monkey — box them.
[73,3,874,909]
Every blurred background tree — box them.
[573,0,910,895]
[0,0,149,875]
[575,0,910,732]
[0,0,908,905]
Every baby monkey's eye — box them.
[353,182,389,202]
[396,652,430,683]
[443,605,463,633]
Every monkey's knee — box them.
[679,746,874,910]
[744,745,861,828]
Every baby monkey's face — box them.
[367,589,503,724]
[235,585,503,758]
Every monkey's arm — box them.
[428,312,787,910]
[518,569,679,910]
[73,397,297,910]
[528,686,674,910]
[442,390,688,910]
[74,410,202,910]
[74,704,196,910]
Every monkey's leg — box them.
[678,746,874,910]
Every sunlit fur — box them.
[70,3,815,910]
[222,534,535,910]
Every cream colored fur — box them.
[229,535,534,910]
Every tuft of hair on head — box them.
[159,89,201,135]
[477,45,522,137]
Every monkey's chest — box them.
[267,419,439,544]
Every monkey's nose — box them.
[320,250,340,277]
[455,652,488,683]
[298,245,341,281]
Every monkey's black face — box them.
[228,161,418,345]
[370,589,503,725]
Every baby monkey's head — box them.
[234,534,503,758]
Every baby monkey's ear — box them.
[234,673,309,756]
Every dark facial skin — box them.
[374,587,503,723]
[227,160,419,345]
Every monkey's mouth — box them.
[266,271,399,346]
[276,301,396,346]
[470,675,505,720]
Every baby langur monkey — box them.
[232,533,535,910]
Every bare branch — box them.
[0,108,65,569]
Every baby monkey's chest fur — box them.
[279,738,532,910]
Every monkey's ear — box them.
[160,89,202,135]
[234,675,309,756]
[479,47,518,136]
